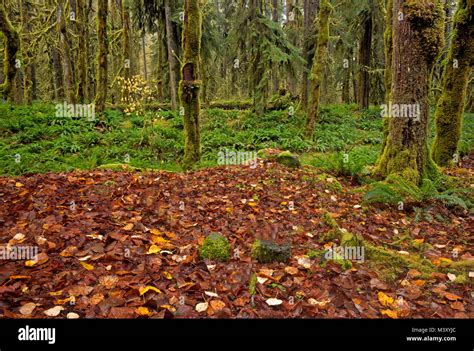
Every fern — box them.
[364,175,471,210]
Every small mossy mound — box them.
[198,233,230,262]
[251,239,291,263]
[276,151,301,169]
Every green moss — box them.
[248,273,257,295]
[198,233,230,262]
[431,0,473,167]
[276,151,301,169]
[251,239,291,263]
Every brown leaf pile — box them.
[0,159,472,319]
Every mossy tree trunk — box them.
[304,0,331,140]
[180,0,202,169]
[96,0,108,113]
[431,0,474,167]
[20,0,35,104]
[77,0,88,102]
[301,0,319,109]
[379,0,393,155]
[57,0,75,105]
[358,9,372,110]
[164,0,179,110]
[374,0,445,185]
[0,2,20,102]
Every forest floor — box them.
[0,153,472,319]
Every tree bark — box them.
[57,0,75,104]
[301,0,319,109]
[76,0,88,102]
[181,0,202,169]
[304,0,331,139]
[374,0,445,184]
[20,0,35,104]
[432,0,474,166]
[96,0,108,113]
[0,2,20,102]
[358,10,372,110]
[164,0,179,110]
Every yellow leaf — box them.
[49,290,64,297]
[147,245,161,255]
[123,223,134,231]
[413,238,424,244]
[80,262,94,270]
[15,182,24,188]
[55,296,74,305]
[377,292,395,307]
[9,275,31,280]
[248,202,258,207]
[150,229,161,235]
[139,286,162,296]
[136,307,152,316]
[381,309,398,319]
[151,236,169,245]
[162,271,173,280]
[25,253,49,267]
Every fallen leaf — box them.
[162,271,173,280]
[136,307,152,316]
[381,309,398,319]
[195,302,209,312]
[377,292,395,307]
[19,302,37,315]
[123,223,134,231]
[43,306,64,317]
[266,298,283,306]
[80,262,94,271]
[67,312,80,319]
[147,245,161,255]
[25,252,49,267]
[138,286,162,296]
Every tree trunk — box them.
[379,0,394,155]
[57,0,75,104]
[271,0,280,94]
[164,0,179,110]
[374,0,444,184]
[181,0,202,169]
[121,0,133,78]
[301,0,319,109]
[358,10,372,110]
[156,28,164,101]
[0,2,20,102]
[432,0,474,166]
[77,0,88,102]
[142,34,148,82]
[96,0,108,113]
[20,0,34,104]
[304,0,331,139]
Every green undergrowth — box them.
[0,103,472,177]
